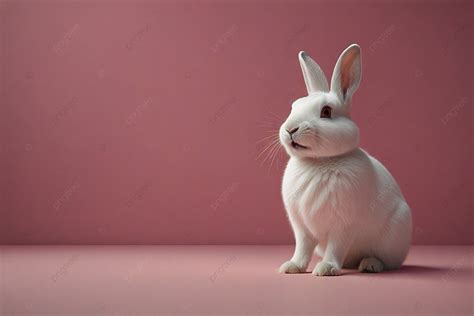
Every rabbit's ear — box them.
[330,44,361,102]
[299,51,329,94]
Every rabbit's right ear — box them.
[299,51,329,95]
[330,44,361,103]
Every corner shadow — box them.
[388,265,449,275]
[344,264,472,279]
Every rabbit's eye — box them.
[320,106,332,119]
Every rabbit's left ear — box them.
[330,44,362,102]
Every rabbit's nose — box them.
[286,127,299,135]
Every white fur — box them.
[278,44,412,276]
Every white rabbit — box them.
[278,44,412,276]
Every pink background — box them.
[1,0,472,245]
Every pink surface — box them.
[1,1,472,244]
[1,245,473,315]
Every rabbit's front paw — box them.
[278,260,304,274]
[312,261,340,276]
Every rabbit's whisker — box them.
[255,134,279,145]
[268,142,283,170]
[260,139,281,168]
[256,137,280,161]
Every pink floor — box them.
[1,245,472,316]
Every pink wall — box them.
[1,1,472,245]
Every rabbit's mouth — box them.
[291,141,308,150]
